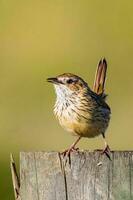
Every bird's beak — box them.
[47,77,60,84]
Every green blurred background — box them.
[0,0,133,199]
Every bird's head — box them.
[47,73,89,99]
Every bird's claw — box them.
[102,145,111,160]
[60,147,79,166]
[61,147,79,157]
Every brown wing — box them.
[93,58,107,95]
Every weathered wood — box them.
[20,151,133,200]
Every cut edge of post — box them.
[10,153,21,200]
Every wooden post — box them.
[11,151,133,200]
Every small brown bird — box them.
[47,59,111,158]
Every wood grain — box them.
[20,151,133,200]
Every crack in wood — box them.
[34,153,40,200]
[58,153,68,200]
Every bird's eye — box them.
[66,79,73,84]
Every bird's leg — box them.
[61,136,81,157]
[102,134,111,160]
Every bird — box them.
[47,58,111,159]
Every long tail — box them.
[93,58,107,95]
